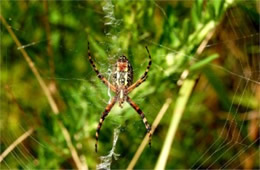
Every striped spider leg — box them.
[95,97,117,153]
[126,96,152,147]
[88,42,116,92]
[127,46,152,93]
[88,43,152,152]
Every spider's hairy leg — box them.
[88,42,116,92]
[126,96,152,147]
[127,46,152,93]
[95,97,117,153]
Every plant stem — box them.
[127,98,172,170]
[0,15,86,170]
[155,79,195,170]
[0,128,34,162]
[0,15,59,114]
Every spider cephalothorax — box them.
[88,42,152,152]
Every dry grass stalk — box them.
[0,128,34,162]
[154,29,216,170]
[127,98,172,170]
[0,15,86,169]
[0,15,59,114]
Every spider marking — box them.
[88,42,152,152]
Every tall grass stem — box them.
[155,79,195,170]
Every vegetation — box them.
[1,0,259,169]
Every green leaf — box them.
[190,53,219,71]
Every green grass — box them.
[1,0,259,169]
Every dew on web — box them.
[17,42,37,50]
[17,39,48,50]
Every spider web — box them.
[0,0,259,169]
[188,5,260,169]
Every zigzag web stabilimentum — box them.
[96,0,124,167]
[97,126,121,170]
[2,1,260,169]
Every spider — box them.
[88,42,152,152]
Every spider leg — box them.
[88,42,116,92]
[95,97,117,152]
[127,46,152,93]
[126,96,152,147]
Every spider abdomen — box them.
[88,43,152,152]
[111,55,133,107]
[112,55,133,87]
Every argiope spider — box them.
[88,42,152,152]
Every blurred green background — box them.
[1,0,259,169]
